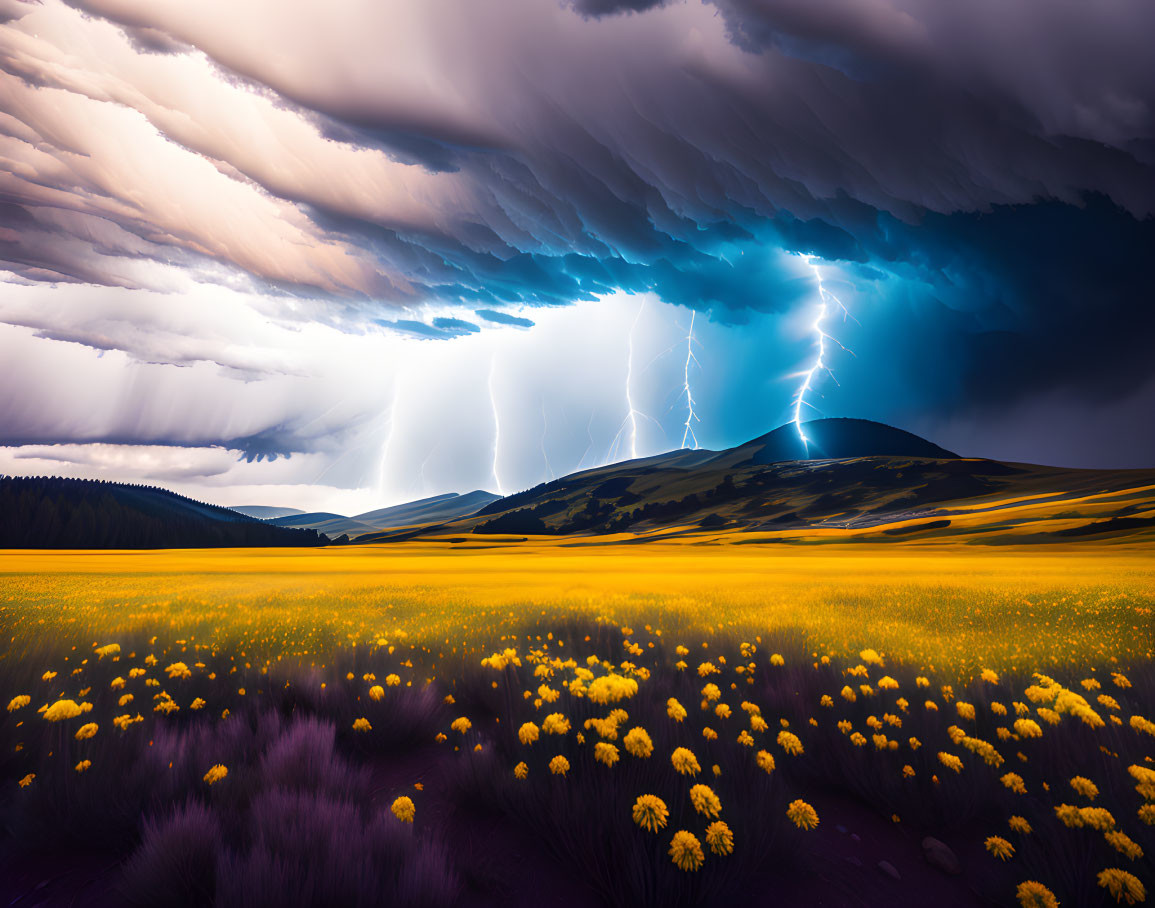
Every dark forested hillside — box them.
[0,476,329,549]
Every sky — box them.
[0,0,1152,513]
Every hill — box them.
[256,491,501,538]
[358,419,1155,545]
[228,505,306,520]
[0,476,329,549]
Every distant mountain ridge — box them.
[0,476,328,549]
[237,490,501,539]
[359,418,1155,545]
[739,418,958,464]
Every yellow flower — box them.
[385,674,401,687]
[714,703,732,720]
[704,821,734,856]
[902,765,915,778]
[41,671,57,682]
[6,695,30,712]
[756,750,776,774]
[1131,715,1155,738]
[956,702,976,721]
[390,796,415,823]
[878,676,899,690]
[668,830,704,871]
[1112,672,1131,689]
[712,763,722,777]
[549,755,570,776]
[749,714,768,732]
[777,730,803,756]
[860,649,884,666]
[1014,719,1043,738]
[42,699,83,722]
[701,727,718,741]
[451,716,473,735]
[1099,695,1121,711]
[594,742,620,767]
[1016,881,1059,908]
[1097,868,1145,904]
[981,668,999,684]
[75,760,91,773]
[770,654,785,667]
[737,730,754,747]
[938,752,963,773]
[909,736,922,750]
[203,764,228,785]
[1070,776,1099,800]
[786,799,819,830]
[1001,772,1027,794]
[840,686,856,703]
[352,717,372,732]
[925,700,939,712]
[1037,708,1061,726]
[586,674,638,705]
[518,722,540,746]
[369,685,385,701]
[538,684,561,703]
[820,695,834,708]
[514,761,528,779]
[1138,805,1155,825]
[74,722,98,740]
[632,794,669,833]
[113,713,142,730]
[667,698,687,722]
[991,702,1008,716]
[541,713,570,735]
[671,747,701,776]
[985,836,1014,860]
[1104,831,1143,861]
[689,784,721,818]
[1008,816,1032,834]
[18,773,34,788]
[850,732,867,747]
[623,727,653,758]
[697,662,719,677]
[165,662,191,680]
[701,683,721,703]
[915,676,930,688]
[94,643,120,659]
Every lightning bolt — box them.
[609,299,661,462]
[375,378,402,501]
[488,358,505,495]
[680,311,700,450]
[791,255,854,449]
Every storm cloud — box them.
[0,0,1151,503]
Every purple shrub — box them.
[119,801,220,907]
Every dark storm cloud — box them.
[1,0,1153,463]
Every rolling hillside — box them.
[247,490,501,538]
[0,477,330,548]
[358,419,1155,545]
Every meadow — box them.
[0,542,1152,907]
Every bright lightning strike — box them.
[488,358,505,495]
[610,299,657,462]
[791,255,854,449]
[680,311,700,450]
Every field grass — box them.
[1,542,1152,673]
[0,541,1152,907]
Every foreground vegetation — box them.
[0,543,1152,906]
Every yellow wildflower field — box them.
[1,542,1151,673]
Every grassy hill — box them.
[0,476,329,549]
[358,419,1155,545]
